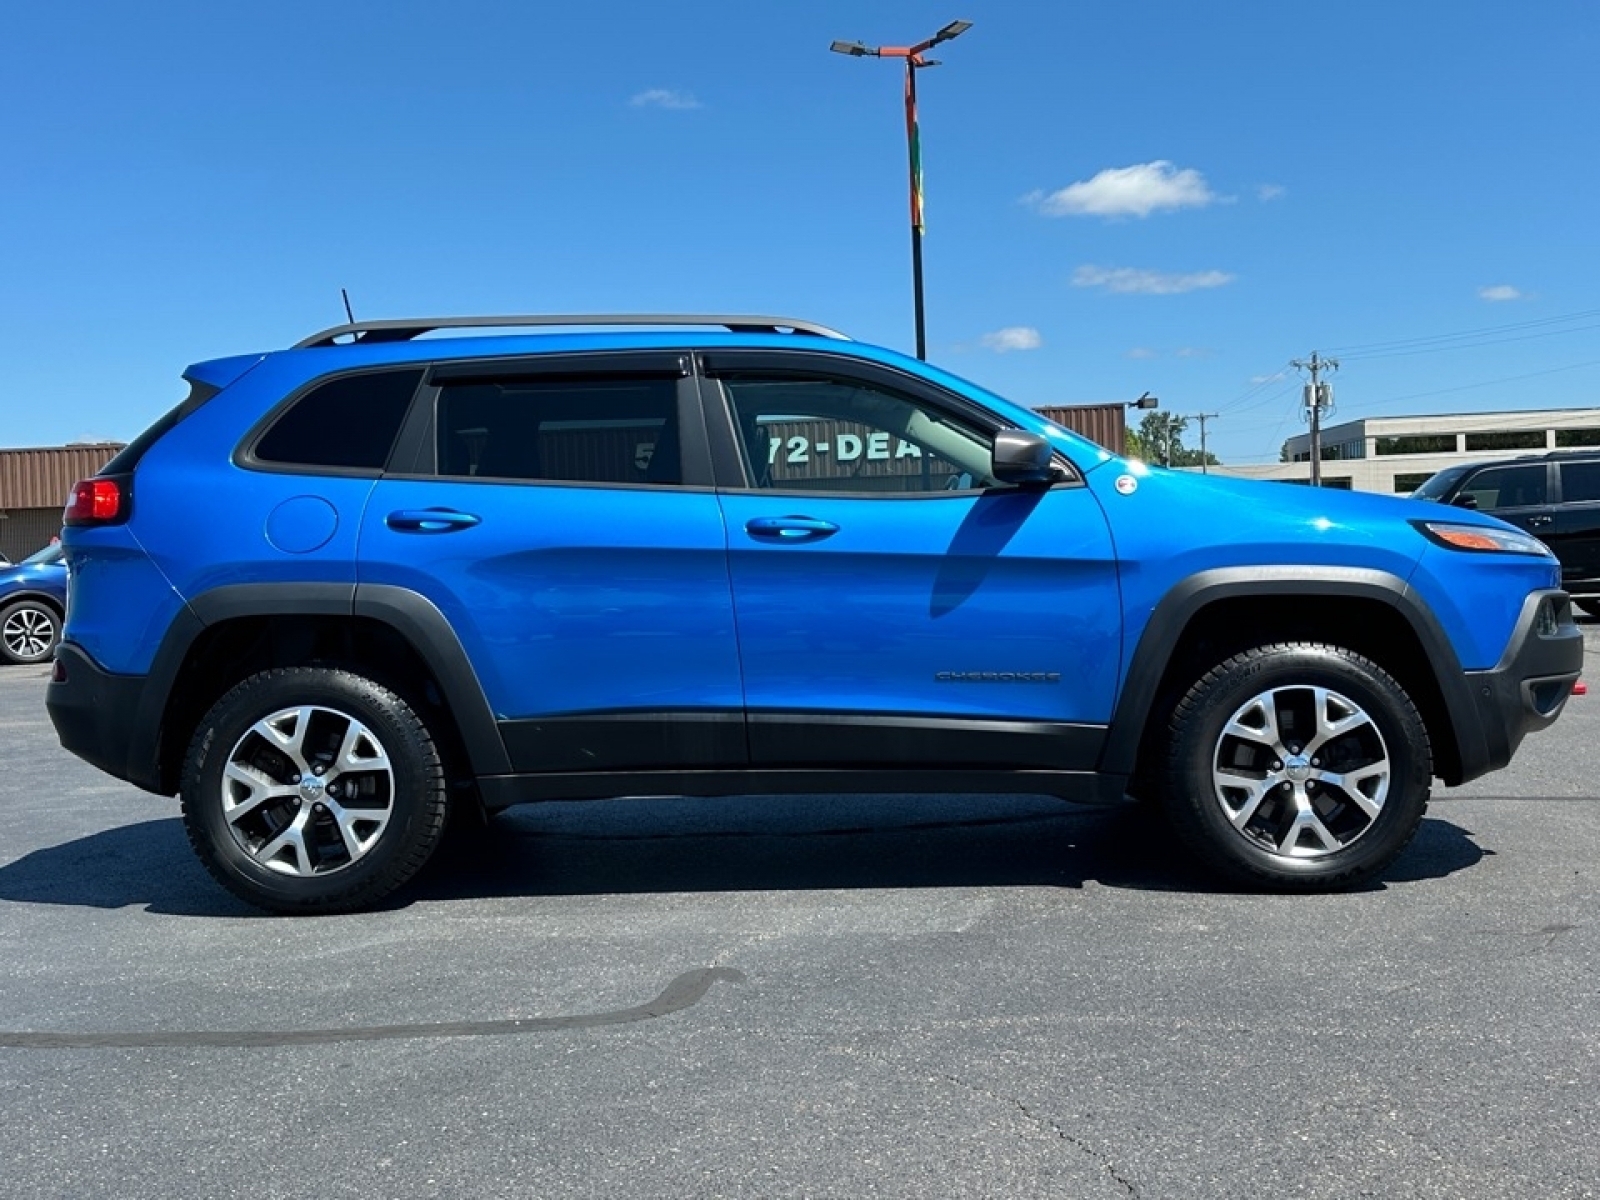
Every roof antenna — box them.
[340,288,356,324]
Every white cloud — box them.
[631,88,701,110]
[1125,347,1159,360]
[980,326,1042,353]
[1257,183,1286,202]
[1026,161,1216,218]
[1479,284,1523,302]
[1072,265,1235,295]
[1175,346,1214,359]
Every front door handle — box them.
[386,508,482,533]
[744,516,840,542]
[1525,514,1554,528]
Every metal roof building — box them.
[0,444,123,561]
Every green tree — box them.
[1129,412,1219,467]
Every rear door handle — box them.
[386,508,482,533]
[744,516,839,542]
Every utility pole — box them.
[1192,411,1218,473]
[1291,352,1338,486]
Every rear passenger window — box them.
[254,369,422,470]
[434,376,682,486]
[1561,461,1600,503]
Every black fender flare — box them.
[1099,566,1487,780]
[141,583,510,784]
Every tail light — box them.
[64,476,130,526]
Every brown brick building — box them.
[0,444,124,562]
[1034,404,1131,455]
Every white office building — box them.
[1203,408,1600,493]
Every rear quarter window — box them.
[252,368,424,470]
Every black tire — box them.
[1162,643,1431,891]
[1574,598,1600,619]
[0,599,61,665]
[180,667,449,914]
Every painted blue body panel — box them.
[359,479,743,720]
[62,358,382,674]
[124,410,373,601]
[719,485,1121,721]
[59,526,188,675]
[183,353,266,393]
[1080,465,1559,675]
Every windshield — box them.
[19,542,63,566]
[1410,465,1472,501]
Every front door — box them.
[700,352,1122,772]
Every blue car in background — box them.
[1,541,67,665]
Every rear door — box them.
[699,349,1121,773]
[359,351,746,773]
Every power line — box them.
[1218,376,1299,418]
[1336,320,1600,364]
[1325,356,1600,412]
[1213,365,1292,412]
[1326,306,1600,359]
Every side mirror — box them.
[1451,494,1479,510]
[992,430,1058,486]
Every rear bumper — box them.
[46,641,166,795]
[1453,589,1583,784]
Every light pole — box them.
[830,19,972,360]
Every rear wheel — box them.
[181,667,449,914]
[0,599,61,665]
[1163,643,1431,890]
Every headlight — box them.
[1414,520,1553,557]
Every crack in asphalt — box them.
[1011,1096,1140,1199]
[0,966,745,1050]
[938,1073,1139,1198]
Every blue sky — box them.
[4,0,1597,465]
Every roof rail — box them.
[293,314,851,349]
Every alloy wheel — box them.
[219,704,396,877]
[1211,683,1391,859]
[2,605,57,663]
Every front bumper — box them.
[1453,589,1583,784]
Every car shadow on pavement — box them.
[408,794,1488,904]
[0,797,1488,916]
[0,817,257,917]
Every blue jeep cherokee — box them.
[46,315,1583,912]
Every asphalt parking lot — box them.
[2,636,1598,1200]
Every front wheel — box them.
[181,667,449,914]
[1163,643,1432,891]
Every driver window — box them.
[720,376,995,494]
